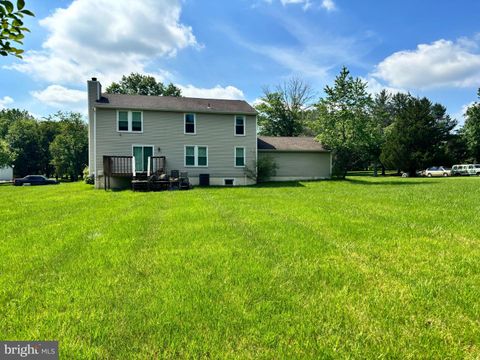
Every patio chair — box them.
[170,170,180,190]
[179,171,191,190]
[171,170,179,179]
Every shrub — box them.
[245,156,278,182]
[83,166,94,185]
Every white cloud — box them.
[179,85,245,100]
[7,0,197,85]
[0,96,14,109]
[29,83,245,111]
[363,77,405,96]
[31,85,86,109]
[251,98,265,107]
[452,101,476,125]
[264,0,336,11]
[373,36,480,89]
[321,0,336,11]
[280,0,309,6]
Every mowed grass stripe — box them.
[0,178,479,358]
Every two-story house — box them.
[88,78,257,189]
[88,78,332,189]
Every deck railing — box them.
[103,155,167,189]
[103,155,133,177]
[147,156,166,176]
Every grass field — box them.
[1,177,480,358]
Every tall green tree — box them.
[106,73,182,97]
[463,89,480,162]
[370,90,394,175]
[5,118,41,176]
[256,77,314,136]
[380,95,453,176]
[0,0,34,57]
[443,132,469,166]
[38,119,62,177]
[0,139,12,167]
[430,103,457,165]
[314,67,374,178]
[49,112,88,181]
[0,109,36,170]
[0,108,34,138]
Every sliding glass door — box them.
[133,145,153,172]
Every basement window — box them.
[224,179,234,186]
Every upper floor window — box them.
[118,111,128,131]
[235,115,245,136]
[132,112,142,132]
[185,113,196,134]
[117,110,143,133]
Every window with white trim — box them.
[185,146,208,167]
[235,115,245,136]
[132,145,153,172]
[185,113,196,134]
[117,110,143,132]
[235,147,245,167]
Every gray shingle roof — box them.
[258,136,329,152]
[95,93,257,115]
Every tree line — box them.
[0,110,88,180]
[256,67,480,178]
[1,70,479,181]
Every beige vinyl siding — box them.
[259,151,331,180]
[94,109,256,179]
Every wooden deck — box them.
[103,155,166,190]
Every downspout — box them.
[93,107,97,181]
[88,109,91,173]
[255,114,258,184]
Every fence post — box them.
[132,156,136,178]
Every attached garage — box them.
[257,137,331,181]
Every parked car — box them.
[451,164,471,176]
[401,170,424,177]
[14,175,59,186]
[425,166,451,177]
[467,164,480,176]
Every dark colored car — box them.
[14,175,59,186]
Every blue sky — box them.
[1,0,480,124]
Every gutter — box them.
[94,105,257,116]
[93,107,97,179]
[257,149,330,153]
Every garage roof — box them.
[257,137,329,152]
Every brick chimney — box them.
[87,77,101,103]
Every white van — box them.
[452,164,480,176]
[451,164,470,176]
[467,164,480,176]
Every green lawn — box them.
[1,177,480,359]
